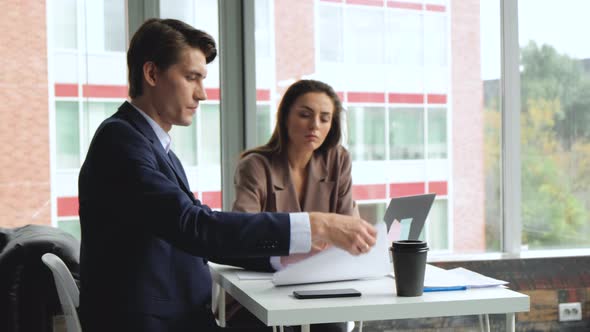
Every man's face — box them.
[151,47,208,132]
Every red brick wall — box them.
[0,0,51,227]
[274,0,315,94]
[451,0,485,251]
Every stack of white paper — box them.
[427,266,508,288]
[272,222,392,286]
[391,264,508,289]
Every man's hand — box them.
[309,212,377,255]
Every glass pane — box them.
[256,105,272,146]
[84,101,117,154]
[427,200,448,250]
[255,0,501,255]
[160,0,221,207]
[199,104,221,166]
[56,101,80,169]
[388,11,423,66]
[319,5,343,62]
[344,6,384,64]
[358,202,387,225]
[50,0,77,49]
[428,107,447,159]
[519,0,590,249]
[348,106,386,161]
[390,107,424,160]
[425,14,448,66]
[48,0,128,228]
[58,219,81,240]
[171,122,198,166]
[104,0,126,51]
[255,0,272,58]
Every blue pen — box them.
[423,286,467,292]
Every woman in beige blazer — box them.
[230,80,354,332]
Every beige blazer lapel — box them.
[301,152,334,212]
[270,155,301,212]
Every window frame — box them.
[122,0,590,260]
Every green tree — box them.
[521,99,586,247]
[484,42,590,250]
[521,41,590,148]
[520,43,590,248]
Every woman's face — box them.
[286,92,334,154]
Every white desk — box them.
[210,264,530,332]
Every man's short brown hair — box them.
[127,18,217,98]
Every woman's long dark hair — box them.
[242,79,343,158]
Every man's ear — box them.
[143,62,158,87]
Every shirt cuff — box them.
[288,212,311,254]
[270,256,284,271]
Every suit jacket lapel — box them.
[116,102,193,196]
[167,150,191,194]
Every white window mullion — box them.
[500,0,522,255]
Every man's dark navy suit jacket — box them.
[78,101,291,331]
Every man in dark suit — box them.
[78,18,376,332]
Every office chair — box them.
[41,253,82,332]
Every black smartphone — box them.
[293,288,361,299]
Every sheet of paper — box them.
[445,267,509,288]
[236,271,273,280]
[272,222,392,286]
[391,264,508,288]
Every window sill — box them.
[428,247,590,263]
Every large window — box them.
[518,0,590,249]
[248,0,509,254]
[3,0,588,256]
